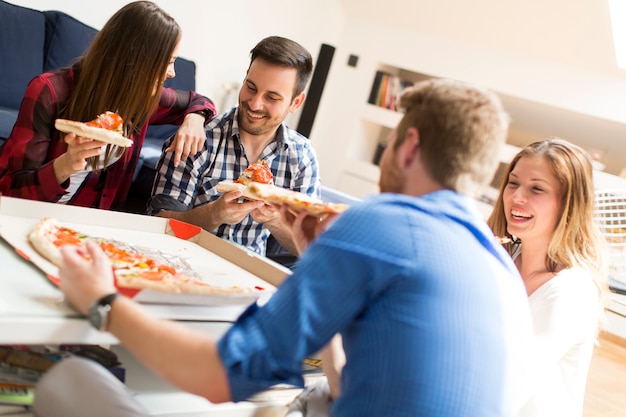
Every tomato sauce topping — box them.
[235,160,274,184]
[53,228,82,247]
[85,111,123,130]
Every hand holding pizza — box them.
[249,201,280,224]
[187,190,265,232]
[58,241,118,315]
[53,133,107,183]
[278,204,338,255]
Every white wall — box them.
[10,0,626,175]
[327,2,626,176]
[10,0,345,118]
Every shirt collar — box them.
[231,106,289,150]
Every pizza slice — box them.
[55,111,133,147]
[235,160,274,186]
[216,161,350,216]
[216,160,274,199]
[247,182,349,217]
[28,217,260,295]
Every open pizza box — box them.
[0,196,291,321]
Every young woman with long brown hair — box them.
[0,1,215,210]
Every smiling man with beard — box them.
[148,36,319,256]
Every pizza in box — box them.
[27,217,268,300]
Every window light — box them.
[609,0,626,69]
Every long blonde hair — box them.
[488,138,609,320]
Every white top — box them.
[58,148,122,203]
[519,267,601,417]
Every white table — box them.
[0,236,292,416]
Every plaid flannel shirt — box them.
[149,106,321,255]
[0,63,215,210]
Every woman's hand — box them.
[53,133,105,184]
[166,112,206,165]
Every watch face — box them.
[87,294,118,331]
[88,303,105,330]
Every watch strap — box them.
[97,293,119,307]
[193,109,211,121]
[88,293,119,331]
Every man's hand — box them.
[278,205,338,255]
[250,202,280,224]
[58,241,117,315]
[165,112,206,165]
[155,191,265,233]
[210,191,266,225]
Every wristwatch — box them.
[193,109,212,121]
[87,293,119,331]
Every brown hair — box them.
[249,36,313,99]
[61,1,181,168]
[395,78,510,197]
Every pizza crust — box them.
[216,181,246,193]
[248,182,349,216]
[28,217,65,267]
[115,270,255,295]
[55,119,133,147]
[217,181,350,216]
[216,181,264,201]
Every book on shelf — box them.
[367,70,415,111]
[0,382,35,406]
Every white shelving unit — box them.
[310,19,626,198]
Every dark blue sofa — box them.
[0,0,198,212]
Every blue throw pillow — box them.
[0,1,45,109]
[43,10,97,72]
[165,57,196,91]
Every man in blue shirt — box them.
[38,78,532,417]
[148,36,320,256]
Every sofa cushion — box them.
[167,57,196,91]
[0,1,45,110]
[0,106,19,140]
[43,10,98,72]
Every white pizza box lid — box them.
[0,196,290,319]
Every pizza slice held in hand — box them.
[55,111,133,147]
[235,160,274,186]
[216,160,274,198]
[217,161,349,217]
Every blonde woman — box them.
[488,138,608,417]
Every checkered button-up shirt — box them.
[149,106,321,255]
